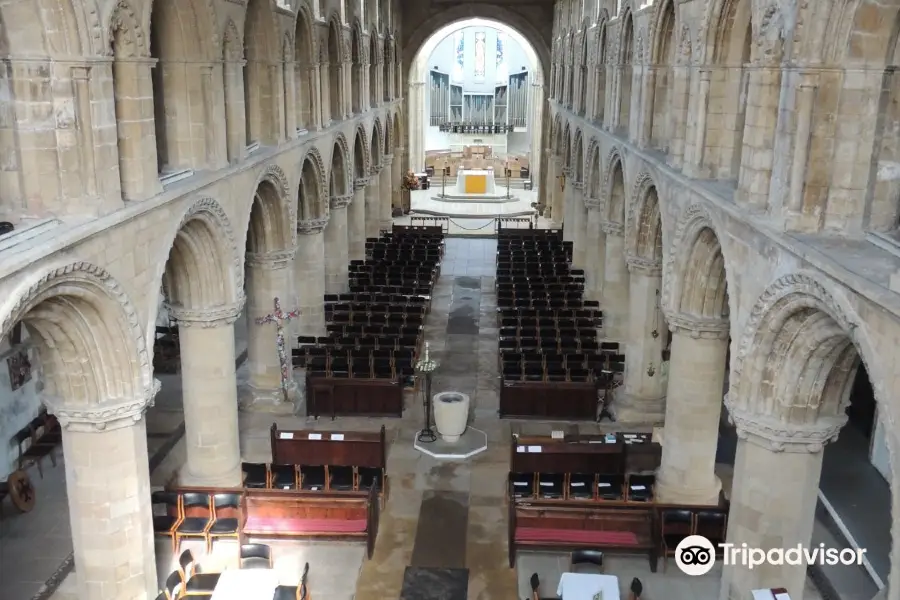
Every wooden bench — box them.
[241,486,380,559]
[500,380,598,420]
[306,374,404,418]
[270,424,389,504]
[509,501,657,569]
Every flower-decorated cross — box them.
[255,297,300,404]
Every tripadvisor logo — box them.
[675,536,868,576]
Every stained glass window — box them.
[496,32,507,82]
[452,31,464,82]
[474,32,486,79]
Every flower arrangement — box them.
[401,170,420,191]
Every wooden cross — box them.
[255,297,300,404]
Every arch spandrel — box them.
[299,147,329,218]
[244,163,296,251]
[0,261,154,411]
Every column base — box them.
[656,475,723,506]
[179,465,242,487]
[239,379,302,415]
[612,392,666,424]
[379,219,393,232]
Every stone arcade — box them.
[0,0,899,599]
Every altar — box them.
[457,169,497,195]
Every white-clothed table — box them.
[556,572,621,600]
[211,568,280,600]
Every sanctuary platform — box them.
[432,168,519,203]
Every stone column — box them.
[615,257,666,423]
[365,172,381,238]
[380,154,394,228]
[46,386,159,599]
[392,148,403,210]
[295,217,328,335]
[562,170,575,242]
[600,222,629,339]
[324,194,352,293]
[169,301,244,486]
[656,314,730,505]
[718,411,846,600]
[572,183,587,268]
[350,178,368,260]
[584,200,606,301]
[242,248,297,411]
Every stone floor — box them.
[0,236,875,600]
[408,187,537,218]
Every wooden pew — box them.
[241,486,380,559]
[509,500,657,569]
[499,380,598,420]
[306,374,404,419]
[270,424,390,503]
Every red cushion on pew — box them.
[244,516,368,534]
[515,527,639,546]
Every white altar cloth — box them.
[455,169,497,194]
[211,568,280,600]
[557,572,621,600]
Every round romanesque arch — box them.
[662,203,734,324]
[572,129,584,181]
[156,197,243,327]
[144,0,219,63]
[244,164,295,255]
[353,124,370,178]
[371,118,384,174]
[587,138,602,200]
[0,261,155,411]
[299,150,328,220]
[330,135,351,196]
[603,148,627,224]
[625,172,664,262]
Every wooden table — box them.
[556,573,621,600]
[211,569,280,600]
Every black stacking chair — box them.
[173,492,212,553]
[330,357,350,378]
[696,510,728,551]
[270,464,297,489]
[570,549,604,574]
[537,472,564,499]
[178,549,218,596]
[241,462,268,488]
[151,491,181,553]
[661,509,694,571]
[300,464,326,491]
[567,473,595,500]
[546,364,566,382]
[628,474,655,502]
[509,472,535,499]
[207,492,242,552]
[358,467,383,492]
[502,362,522,381]
[568,367,590,382]
[239,543,273,569]
[163,570,184,600]
[329,465,355,491]
[597,474,625,500]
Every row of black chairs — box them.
[325,302,427,317]
[349,265,437,277]
[325,313,425,327]
[295,347,415,368]
[303,359,412,382]
[510,472,655,502]
[323,323,421,337]
[501,351,625,372]
[323,293,429,306]
[498,298,599,311]
[242,461,384,492]
[498,310,603,324]
[345,284,432,296]
[298,335,419,351]
[499,338,604,353]
[500,327,602,342]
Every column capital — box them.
[585,196,603,210]
[601,220,623,235]
[625,255,662,276]
[725,405,847,454]
[667,312,730,340]
[371,165,382,176]
[245,248,297,270]
[167,297,246,328]
[572,181,584,190]
[44,379,161,433]
[297,216,329,234]
[382,153,394,165]
[329,194,353,209]
[354,177,370,189]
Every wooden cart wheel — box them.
[7,470,35,513]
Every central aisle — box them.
[353,237,520,600]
